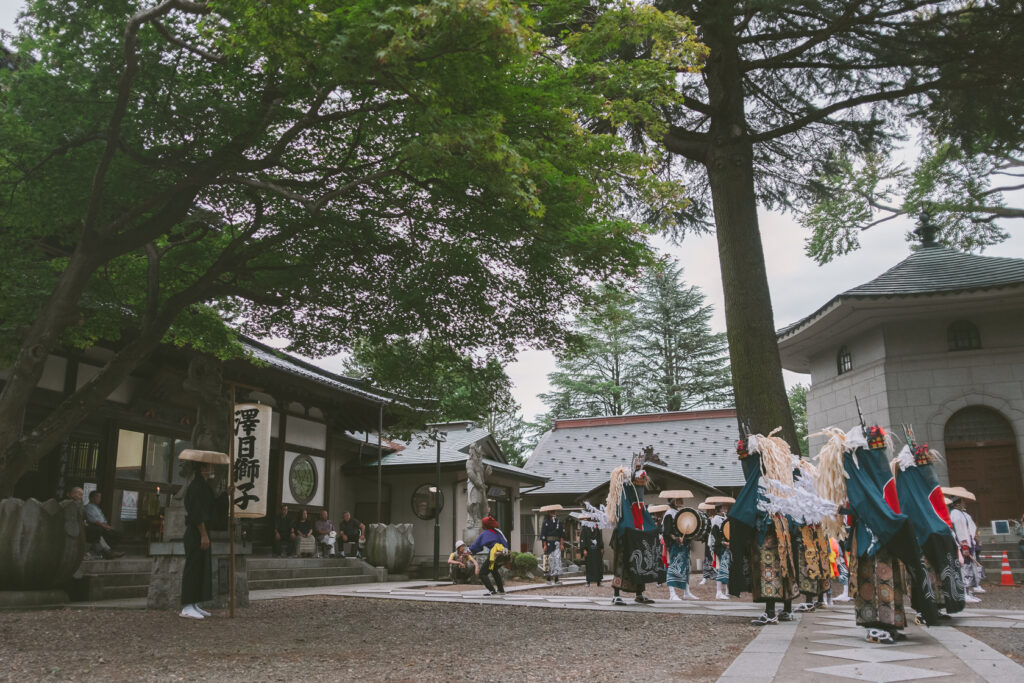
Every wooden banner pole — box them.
[228,383,236,618]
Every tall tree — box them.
[633,0,1016,452]
[0,0,703,494]
[631,259,731,412]
[539,285,642,419]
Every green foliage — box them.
[539,259,730,421]
[0,0,705,481]
[787,383,809,458]
[511,551,539,574]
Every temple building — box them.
[778,235,1024,524]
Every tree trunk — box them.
[700,11,800,451]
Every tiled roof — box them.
[779,246,1024,338]
[363,422,547,484]
[523,410,744,494]
[240,336,419,409]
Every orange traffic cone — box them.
[1000,551,1015,586]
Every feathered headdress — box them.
[811,426,850,540]
[606,466,628,526]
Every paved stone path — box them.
[70,577,1024,681]
[722,605,1024,682]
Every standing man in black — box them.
[540,506,565,584]
[273,504,294,557]
[180,457,216,620]
[579,516,604,587]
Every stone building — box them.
[778,241,1024,523]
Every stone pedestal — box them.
[147,540,251,610]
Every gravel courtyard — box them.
[0,596,755,682]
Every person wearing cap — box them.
[447,540,478,584]
[180,459,217,620]
[540,507,565,584]
[579,515,604,587]
[949,496,982,602]
[468,516,510,594]
[663,498,698,600]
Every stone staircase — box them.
[69,555,385,601]
[247,556,382,591]
[976,529,1024,584]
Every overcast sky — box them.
[3,2,1020,422]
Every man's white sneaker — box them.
[195,605,211,617]
[179,605,204,619]
[669,594,682,601]
[683,590,698,600]
[964,593,981,603]
[973,586,986,593]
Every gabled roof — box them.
[347,421,547,485]
[239,336,420,410]
[523,409,744,495]
[779,246,1024,340]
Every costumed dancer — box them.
[467,515,509,595]
[727,429,800,625]
[606,448,664,606]
[786,461,834,612]
[579,513,605,587]
[699,502,716,585]
[949,495,982,602]
[891,443,966,616]
[662,496,698,600]
[539,505,566,584]
[709,506,731,600]
[815,425,940,644]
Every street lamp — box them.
[430,430,447,581]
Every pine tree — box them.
[631,260,732,412]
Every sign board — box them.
[232,403,271,518]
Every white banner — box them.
[232,403,271,518]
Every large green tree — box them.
[0,0,703,495]
[631,259,731,412]
[634,0,1018,452]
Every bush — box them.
[512,551,539,574]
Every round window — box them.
[288,454,317,505]
[411,483,444,520]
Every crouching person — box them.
[448,540,478,583]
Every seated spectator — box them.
[293,509,313,541]
[272,504,294,557]
[314,509,337,557]
[448,540,478,583]
[338,511,365,559]
[83,490,124,559]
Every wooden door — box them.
[946,442,1024,523]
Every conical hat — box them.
[178,449,229,465]
[539,504,564,512]
[705,496,735,504]
[648,504,670,514]
[941,486,976,501]
[659,489,693,499]
[697,502,715,511]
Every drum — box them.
[675,507,710,542]
[722,520,730,541]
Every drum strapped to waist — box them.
[675,507,710,542]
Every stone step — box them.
[248,574,376,591]
[85,571,151,588]
[79,558,152,574]
[101,584,149,600]
[248,566,365,581]
[247,557,365,570]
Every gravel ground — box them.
[966,583,1024,610]
[0,597,755,682]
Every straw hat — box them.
[943,497,953,506]
[941,486,976,501]
[539,504,564,513]
[659,489,693,500]
[697,502,715,511]
[178,449,229,465]
[648,504,670,514]
[705,496,735,505]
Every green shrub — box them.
[512,551,539,573]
